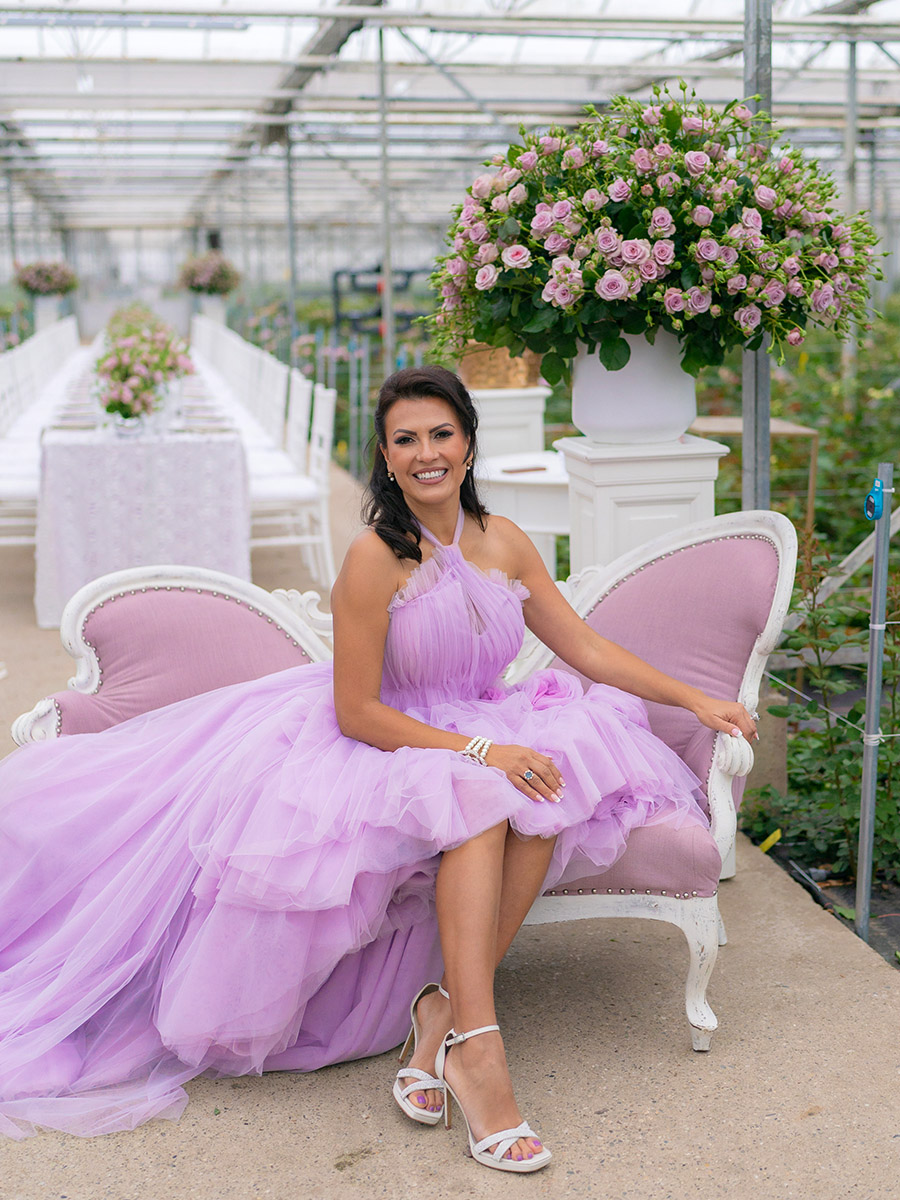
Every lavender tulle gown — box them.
[0,508,706,1140]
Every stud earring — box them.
[387,470,395,482]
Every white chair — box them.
[249,381,338,588]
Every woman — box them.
[0,366,755,1168]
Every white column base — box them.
[554,434,730,573]
[471,386,550,458]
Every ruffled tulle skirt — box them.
[0,663,706,1140]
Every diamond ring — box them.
[523,769,535,782]
[750,710,761,722]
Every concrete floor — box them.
[2,476,900,1200]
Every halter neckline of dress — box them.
[416,505,465,550]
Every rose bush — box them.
[427,84,881,384]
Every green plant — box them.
[742,532,900,880]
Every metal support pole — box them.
[377,26,396,375]
[742,0,772,511]
[855,462,894,943]
[5,172,16,270]
[842,40,858,403]
[284,129,300,366]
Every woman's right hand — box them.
[484,743,565,803]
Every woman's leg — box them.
[405,824,555,1159]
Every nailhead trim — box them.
[543,887,716,899]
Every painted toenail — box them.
[416,1094,425,1104]
[533,1141,542,1148]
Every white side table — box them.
[554,434,729,574]
[477,450,569,577]
[471,387,550,458]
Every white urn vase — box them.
[571,330,697,444]
[198,294,227,324]
[33,295,60,332]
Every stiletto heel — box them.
[392,982,449,1126]
[434,1025,552,1173]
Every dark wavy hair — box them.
[363,365,488,562]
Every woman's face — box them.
[381,395,471,508]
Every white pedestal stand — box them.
[33,295,60,331]
[471,386,550,458]
[199,294,227,323]
[554,434,730,574]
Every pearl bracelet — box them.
[461,735,492,766]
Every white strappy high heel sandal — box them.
[434,1025,552,1173]
[392,983,450,1126]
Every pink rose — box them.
[476,243,499,265]
[518,150,538,171]
[596,227,621,256]
[541,279,558,303]
[471,173,494,199]
[619,238,652,266]
[595,269,629,301]
[531,211,554,235]
[501,244,532,269]
[762,280,786,308]
[539,135,561,155]
[684,150,710,177]
[544,233,571,254]
[773,201,793,220]
[631,147,654,173]
[642,105,662,125]
[682,115,704,132]
[656,172,680,195]
[453,234,467,252]
[649,206,675,236]
[440,281,459,299]
[573,239,592,261]
[718,246,738,267]
[700,267,715,285]
[741,207,763,232]
[582,188,605,211]
[551,199,573,220]
[839,243,855,260]
[782,255,800,276]
[787,328,804,345]
[608,177,632,203]
[507,183,527,206]
[735,303,762,332]
[779,156,795,174]
[732,104,753,125]
[692,205,714,227]
[816,251,839,271]
[811,283,835,313]
[726,273,747,295]
[474,265,499,291]
[469,221,489,244]
[562,146,586,169]
[554,284,576,307]
[498,166,521,187]
[639,259,660,281]
[754,185,778,210]
[652,239,676,266]
[696,237,720,262]
[491,194,510,213]
[834,273,850,294]
[591,139,609,157]
[446,256,468,278]
[831,223,850,239]
[749,273,764,290]
[663,287,685,314]
[787,278,804,297]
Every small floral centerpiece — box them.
[178,251,241,296]
[15,261,78,296]
[95,304,194,422]
[427,85,881,384]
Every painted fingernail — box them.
[552,791,563,802]
[731,727,742,736]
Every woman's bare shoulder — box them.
[480,512,537,569]
[334,527,407,604]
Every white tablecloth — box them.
[35,427,250,627]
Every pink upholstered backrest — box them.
[53,588,314,735]
[549,536,780,806]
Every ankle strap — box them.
[446,1024,500,1047]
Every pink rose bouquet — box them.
[178,251,240,296]
[95,304,195,419]
[15,261,78,296]
[427,83,881,383]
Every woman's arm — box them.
[331,531,565,798]
[509,522,758,742]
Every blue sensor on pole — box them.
[865,478,884,521]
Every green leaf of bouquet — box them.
[621,309,646,336]
[522,307,558,333]
[498,217,521,240]
[680,264,700,289]
[490,294,511,321]
[597,337,631,371]
[540,351,566,385]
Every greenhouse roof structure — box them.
[2,0,900,276]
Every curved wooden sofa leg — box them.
[679,896,720,1052]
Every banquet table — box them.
[35,401,250,628]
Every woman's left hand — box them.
[692,697,759,742]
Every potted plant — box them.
[178,251,241,323]
[427,84,881,443]
[15,261,78,332]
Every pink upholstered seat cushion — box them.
[548,822,722,899]
[549,536,779,810]
[54,589,314,735]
